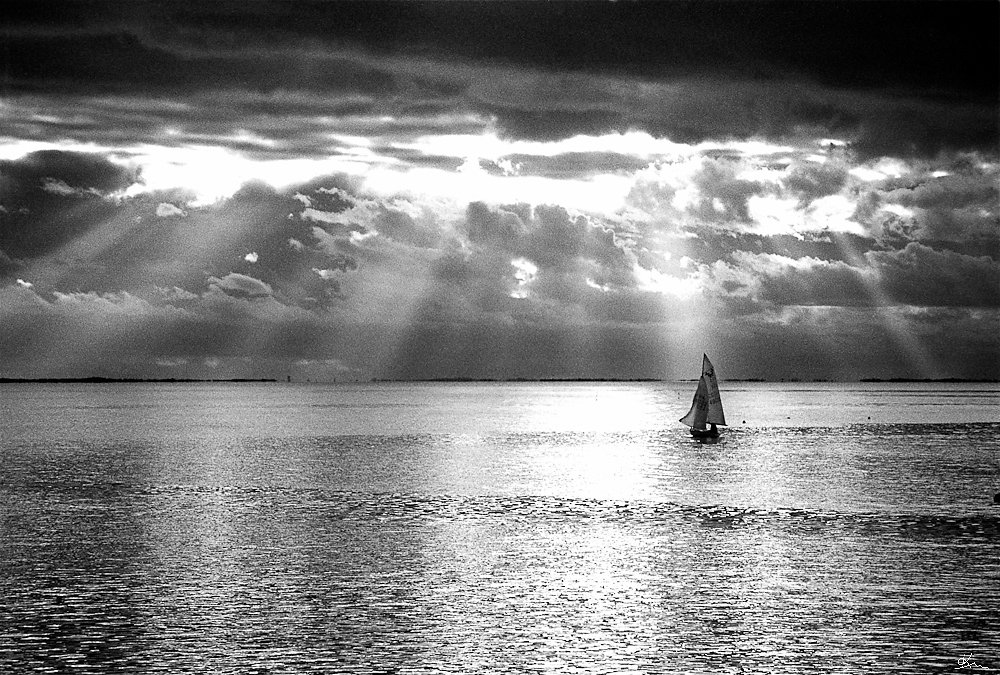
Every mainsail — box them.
[680,354,727,429]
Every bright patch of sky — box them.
[849,157,910,182]
[633,265,703,300]
[509,258,538,299]
[0,129,975,238]
[881,203,915,219]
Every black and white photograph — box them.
[2,0,998,672]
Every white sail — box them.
[701,354,726,426]
[679,374,710,429]
[680,354,726,429]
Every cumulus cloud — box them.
[710,252,873,308]
[861,162,1000,250]
[707,245,1000,311]
[0,117,996,379]
[156,202,186,218]
[208,273,274,299]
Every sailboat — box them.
[680,354,727,438]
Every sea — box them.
[1,381,998,674]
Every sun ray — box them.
[831,232,939,378]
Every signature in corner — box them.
[957,654,991,670]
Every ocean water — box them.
[1,381,998,674]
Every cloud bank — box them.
[0,2,997,380]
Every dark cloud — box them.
[0,0,997,379]
[711,252,872,308]
[785,161,849,205]
[484,76,997,158]
[889,170,999,212]
[854,163,1000,255]
[465,202,526,251]
[6,1,995,97]
[870,243,1000,308]
[713,244,1000,310]
[2,165,998,378]
[3,26,396,97]
[1,150,136,194]
[0,171,378,317]
[0,150,140,258]
[849,99,1000,159]
[485,106,626,142]
[372,207,443,250]
[2,2,995,158]
[464,202,633,286]
[690,159,764,224]
[455,202,674,327]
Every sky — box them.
[1,0,997,382]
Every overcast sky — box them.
[1,0,997,381]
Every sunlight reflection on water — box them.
[1,383,998,673]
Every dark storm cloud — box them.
[1,1,998,380]
[7,1,994,96]
[784,161,849,205]
[482,107,626,143]
[870,244,1000,308]
[690,159,764,224]
[454,201,680,327]
[2,23,395,96]
[2,1,996,158]
[0,151,136,195]
[712,245,1000,310]
[371,207,443,250]
[464,202,633,278]
[1,171,373,313]
[2,163,997,378]
[854,162,1000,255]
[0,176,431,376]
[0,151,140,259]
[884,167,999,212]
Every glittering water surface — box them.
[1,382,998,673]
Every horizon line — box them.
[2,376,998,385]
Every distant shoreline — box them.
[858,378,1000,383]
[1,376,997,384]
[0,377,277,383]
